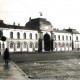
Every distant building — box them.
[0,18,80,54]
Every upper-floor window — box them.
[70,36,71,40]
[76,36,78,41]
[23,33,26,39]
[35,34,38,39]
[54,35,56,40]
[30,33,32,39]
[66,36,68,40]
[62,36,64,40]
[10,32,13,39]
[0,31,3,38]
[58,35,60,40]
[17,32,20,39]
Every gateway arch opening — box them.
[44,33,50,51]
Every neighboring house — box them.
[52,29,72,51]
[65,28,80,50]
[0,17,80,54]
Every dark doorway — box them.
[44,33,50,51]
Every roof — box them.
[53,28,70,33]
[65,28,80,34]
[0,20,26,30]
[25,18,52,31]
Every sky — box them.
[0,0,80,31]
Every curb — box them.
[10,61,30,80]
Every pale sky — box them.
[0,0,80,31]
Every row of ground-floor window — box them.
[0,41,38,52]
[38,38,80,51]
[0,40,80,52]
[38,39,72,51]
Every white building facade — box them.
[0,18,80,54]
[0,27,38,53]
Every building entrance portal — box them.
[44,33,50,51]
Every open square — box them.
[10,51,80,80]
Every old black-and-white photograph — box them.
[0,0,80,80]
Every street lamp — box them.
[1,36,6,55]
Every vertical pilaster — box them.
[42,39,44,51]
[14,42,16,52]
[20,43,22,52]
[51,32,54,51]
[38,32,44,52]
[1,41,3,55]
[72,33,74,50]
[33,44,35,52]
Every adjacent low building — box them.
[0,17,80,54]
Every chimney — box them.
[29,17,31,24]
[0,20,3,23]
[13,22,15,26]
[29,17,31,21]
[18,23,20,26]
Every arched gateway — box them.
[44,33,50,51]
[25,18,53,52]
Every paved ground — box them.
[1,51,80,80]
[16,59,80,80]
[10,51,80,80]
[10,51,80,62]
[0,56,29,80]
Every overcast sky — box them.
[0,0,80,31]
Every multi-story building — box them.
[0,17,80,54]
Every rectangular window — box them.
[17,32,20,39]
[35,34,38,39]
[66,36,68,40]
[10,32,13,39]
[30,33,32,39]
[58,35,60,40]
[24,33,26,39]
[62,36,64,40]
[70,36,71,40]
[76,36,78,41]
[54,35,56,40]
